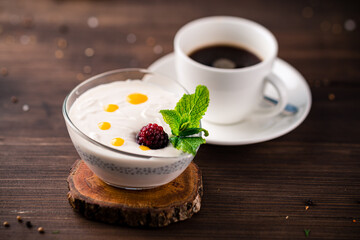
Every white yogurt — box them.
[69,80,183,157]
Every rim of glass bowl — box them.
[62,68,198,159]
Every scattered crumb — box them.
[11,96,18,103]
[57,38,67,49]
[22,104,30,112]
[1,67,8,76]
[285,216,289,219]
[17,215,22,222]
[344,19,356,31]
[76,73,85,81]
[153,45,163,54]
[83,65,92,74]
[353,219,357,223]
[38,227,45,233]
[87,16,99,28]
[328,93,335,101]
[146,37,156,46]
[84,48,95,57]
[3,221,10,227]
[305,206,309,210]
[127,33,137,44]
[55,50,64,59]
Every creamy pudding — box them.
[69,80,183,157]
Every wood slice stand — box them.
[67,160,203,227]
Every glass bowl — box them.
[62,69,196,190]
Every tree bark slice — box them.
[67,159,203,227]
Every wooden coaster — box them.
[67,160,203,227]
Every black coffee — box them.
[188,44,261,69]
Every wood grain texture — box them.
[0,0,360,239]
[67,160,203,227]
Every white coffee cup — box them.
[174,16,288,125]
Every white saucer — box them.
[148,53,312,145]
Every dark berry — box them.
[305,199,314,206]
[136,123,169,149]
[26,221,32,228]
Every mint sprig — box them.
[160,85,209,155]
[304,229,311,237]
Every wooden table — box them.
[1,0,359,239]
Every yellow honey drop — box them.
[139,145,150,151]
[126,93,148,105]
[104,104,119,112]
[111,138,124,146]
[98,122,111,130]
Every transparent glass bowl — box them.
[62,69,196,190]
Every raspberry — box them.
[136,123,169,149]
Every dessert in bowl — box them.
[62,69,200,190]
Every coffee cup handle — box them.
[251,72,288,119]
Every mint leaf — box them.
[170,136,180,148]
[175,93,192,116]
[175,85,209,128]
[160,85,209,155]
[304,229,311,237]
[174,137,206,155]
[159,110,181,135]
[179,128,209,137]
[179,121,190,132]
[179,112,191,131]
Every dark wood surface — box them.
[1,0,360,239]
